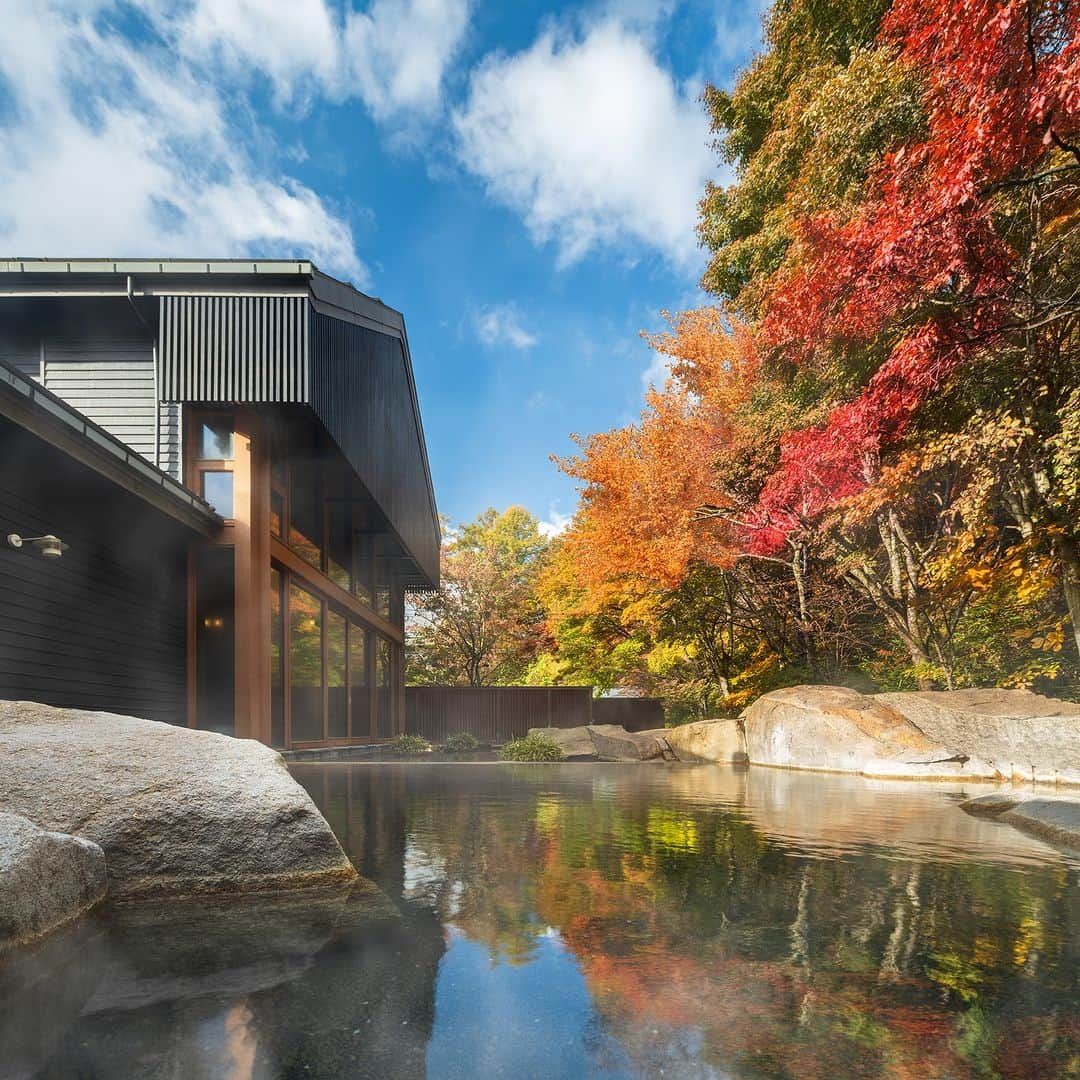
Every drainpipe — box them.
[126,276,160,469]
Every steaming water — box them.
[2,763,1077,1078]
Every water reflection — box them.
[296,764,1079,1079]
[0,763,1077,1078]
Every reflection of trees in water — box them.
[320,767,1080,1079]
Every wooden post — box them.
[232,408,271,744]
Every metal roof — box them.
[0,257,403,328]
[0,358,221,535]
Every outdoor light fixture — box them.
[6,533,68,559]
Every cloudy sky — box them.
[0,0,765,534]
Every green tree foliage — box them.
[699,0,920,309]
[406,507,551,686]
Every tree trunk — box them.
[1056,533,1080,660]
[789,542,814,673]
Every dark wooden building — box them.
[0,259,439,748]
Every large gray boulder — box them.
[742,686,1001,781]
[660,718,747,763]
[0,812,106,951]
[743,685,1080,784]
[527,725,664,761]
[0,700,357,899]
[961,791,1080,851]
[879,689,1080,786]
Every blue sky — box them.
[0,0,766,534]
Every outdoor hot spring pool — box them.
[2,763,1078,1078]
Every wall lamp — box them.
[6,533,68,559]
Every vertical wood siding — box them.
[405,686,597,743]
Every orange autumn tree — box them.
[543,0,1080,705]
[559,310,754,597]
[540,311,866,714]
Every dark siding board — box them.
[0,349,40,381]
[309,314,438,583]
[0,427,189,726]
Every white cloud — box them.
[641,350,672,392]
[169,0,470,121]
[342,0,471,121]
[538,505,573,539]
[474,304,538,350]
[0,1,364,281]
[452,18,715,268]
[176,0,340,102]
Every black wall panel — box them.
[0,424,189,724]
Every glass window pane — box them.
[289,461,322,570]
[327,611,347,739]
[289,584,323,742]
[270,568,284,748]
[352,535,372,607]
[201,471,234,517]
[375,637,392,738]
[349,624,369,738]
[327,501,351,592]
[198,418,234,460]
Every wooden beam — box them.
[270,537,405,645]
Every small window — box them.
[201,471,234,517]
[198,418,234,461]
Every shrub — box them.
[443,731,480,753]
[499,733,563,762]
[389,734,431,755]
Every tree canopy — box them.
[406,506,550,687]
[536,0,1080,713]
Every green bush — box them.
[389,734,431,755]
[443,731,480,753]
[499,733,563,762]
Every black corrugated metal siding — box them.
[158,295,439,585]
[159,294,309,402]
[309,313,439,585]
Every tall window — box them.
[193,415,235,517]
[326,469,352,592]
[289,460,322,570]
[352,533,373,608]
[289,583,323,742]
[327,610,348,739]
[349,623,369,737]
[274,566,384,745]
[375,636,392,737]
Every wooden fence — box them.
[405,686,665,743]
